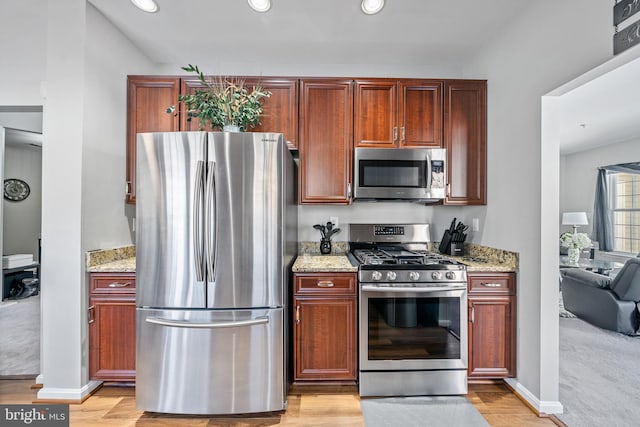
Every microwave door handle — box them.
[425,152,432,190]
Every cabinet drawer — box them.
[294,273,356,295]
[90,273,136,294]
[468,273,514,294]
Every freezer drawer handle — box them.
[145,316,269,329]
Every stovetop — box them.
[353,247,463,268]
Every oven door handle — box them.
[361,284,467,293]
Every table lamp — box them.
[562,212,588,234]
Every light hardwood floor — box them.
[0,379,560,426]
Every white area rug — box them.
[360,396,489,427]
[559,317,640,427]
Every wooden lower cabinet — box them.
[467,272,516,379]
[88,273,136,382]
[293,272,357,382]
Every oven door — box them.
[359,284,467,371]
[353,148,446,200]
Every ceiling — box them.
[88,0,530,67]
[87,0,640,155]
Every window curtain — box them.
[592,162,640,252]
[592,168,614,251]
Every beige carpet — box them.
[0,294,40,376]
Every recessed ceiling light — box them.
[130,0,158,13]
[361,0,385,15]
[248,0,271,13]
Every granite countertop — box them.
[291,254,359,273]
[86,245,136,273]
[87,257,136,273]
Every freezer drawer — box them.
[136,307,285,415]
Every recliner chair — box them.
[561,257,640,335]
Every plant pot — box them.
[320,239,331,255]
[223,124,240,132]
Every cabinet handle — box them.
[401,126,405,142]
[393,127,398,141]
[88,305,95,324]
[347,183,352,198]
[471,305,474,324]
[296,305,300,324]
[108,282,131,288]
[481,282,502,288]
[446,183,450,196]
[125,181,132,196]
[317,280,334,288]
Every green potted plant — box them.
[167,64,270,132]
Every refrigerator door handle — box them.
[145,316,269,329]
[204,161,217,281]
[193,160,205,282]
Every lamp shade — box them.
[562,212,588,226]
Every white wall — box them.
[560,138,640,235]
[3,144,42,258]
[466,0,612,411]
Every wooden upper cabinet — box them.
[126,76,180,204]
[299,79,354,204]
[354,79,443,148]
[399,80,443,148]
[354,79,397,148]
[245,78,299,149]
[444,80,487,205]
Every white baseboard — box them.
[36,380,102,402]
[35,374,44,384]
[505,378,564,414]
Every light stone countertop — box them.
[87,257,136,273]
[291,254,358,273]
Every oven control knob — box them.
[386,271,397,281]
[371,271,382,281]
[445,271,456,280]
[409,271,420,281]
[431,271,443,280]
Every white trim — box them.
[35,374,44,385]
[505,378,564,415]
[36,380,101,401]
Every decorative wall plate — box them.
[4,178,30,202]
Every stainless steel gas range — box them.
[349,223,468,397]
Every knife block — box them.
[438,230,453,254]
[449,242,464,256]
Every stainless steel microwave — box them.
[353,148,446,202]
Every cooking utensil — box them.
[313,224,326,239]
[326,228,341,240]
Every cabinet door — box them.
[299,79,353,204]
[444,80,486,205]
[245,77,299,149]
[294,296,357,381]
[354,79,397,148]
[468,295,516,378]
[89,295,136,382]
[399,80,443,148]
[126,76,180,204]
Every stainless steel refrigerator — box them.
[135,131,297,415]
